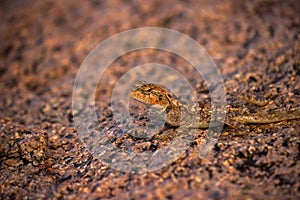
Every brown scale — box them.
[130,80,300,129]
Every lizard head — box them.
[130,80,178,111]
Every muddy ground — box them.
[0,0,300,199]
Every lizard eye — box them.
[146,88,152,92]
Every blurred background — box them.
[0,0,299,199]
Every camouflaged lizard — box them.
[130,80,300,129]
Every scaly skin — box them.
[130,80,300,128]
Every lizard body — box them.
[130,80,300,129]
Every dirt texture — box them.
[1,0,300,199]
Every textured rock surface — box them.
[0,0,299,199]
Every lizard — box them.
[129,80,300,130]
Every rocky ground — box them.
[0,0,300,199]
